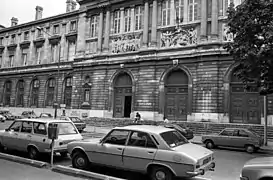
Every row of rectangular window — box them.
[0,21,77,46]
[0,41,76,68]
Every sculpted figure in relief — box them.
[111,34,141,54]
[161,27,197,48]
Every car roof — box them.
[15,118,67,123]
[224,127,249,131]
[115,125,173,134]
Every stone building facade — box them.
[1,0,273,125]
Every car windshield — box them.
[50,122,78,135]
[160,130,188,148]
[247,129,260,137]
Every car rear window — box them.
[50,122,78,135]
[160,130,188,148]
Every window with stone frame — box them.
[37,28,43,38]
[31,79,40,107]
[0,37,3,46]
[4,81,12,106]
[53,25,60,34]
[51,44,58,63]
[22,48,28,66]
[175,0,184,22]
[124,8,132,32]
[113,10,121,34]
[207,0,212,18]
[90,15,98,37]
[70,21,77,32]
[46,78,55,106]
[188,0,198,22]
[162,0,171,26]
[84,89,90,102]
[135,6,143,31]
[64,77,72,107]
[36,46,43,64]
[68,41,76,61]
[24,32,29,41]
[11,34,16,44]
[16,80,24,106]
[9,55,14,67]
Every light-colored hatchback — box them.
[0,118,83,159]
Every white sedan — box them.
[68,125,215,180]
[0,115,6,122]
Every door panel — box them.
[177,95,187,121]
[123,146,156,172]
[230,95,244,123]
[246,95,260,124]
[114,87,132,118]
[165,95,176,120]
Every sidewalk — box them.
[84,125,273,152]
[0,158,85,180]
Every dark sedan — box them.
[0,110,16,120]
[164,123,194,140]
[60,116,86,133]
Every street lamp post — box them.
[37,26,61,119]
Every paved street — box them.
[0,158,86,180]
[0,121,272,180]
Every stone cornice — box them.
[7,44,17,51]
[19,41,31,49]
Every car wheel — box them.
[72,151,89,170]
[205,140,214,149]
[78,130,83,133]
[28,146,39,160]
[245,145,255,154]
[150,166,173,180]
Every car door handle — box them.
[148,151,154,154]
[14,133,18,136]
[27,135,32,138]
[117,148,123,151]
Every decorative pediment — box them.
[19,41,31,49]
[82,82,92,88]
[33,38,45,47]
[0,46,5,54]
[65,32,77,42]
[7,44,17,51]
[160,26,197,48]
[48,35,61,45]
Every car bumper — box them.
[186,162,215,176]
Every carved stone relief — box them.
[110,34,141,54]
[160,27,197,48]
[222,23,234,42]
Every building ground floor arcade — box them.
[1,56,273,125]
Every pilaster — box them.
[97,10,104,53]
[130,5,135,32]
[200,0,208,41]
[60,23,67,62]
[170,0,175,25]
[151,0,158,47]
[211,0,219,41]
[76,12,87,57]
[120,8,125,34]
[183,0,188,23]
[142,0,149,48]
[103,7,111,52]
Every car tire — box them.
[78,130,83,133]
[72,151,89,170]
[150,166,173,180]
[28,146,40,160]
[205,140,215,149]
[245,145,255,154]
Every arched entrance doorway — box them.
[230,71,261,124]
[165,69,188,121]
[113,73,132,118]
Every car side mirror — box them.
[5,128,9,132]
[99,139,104,145]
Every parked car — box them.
[68,125,215,180]
[0,115,6,122]
[240,156,273,180]
[21,111,38,119]
[60,116,86,133]
[0,110,16,120]
[202,128,263,153]
[39,113,53,118]
[0,118,83,159]
[163,123,194,140]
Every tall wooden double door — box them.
[230,86,261,124]
[114,87,132,118]
[165,86,188,121]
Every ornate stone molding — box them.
[19,41,31,49]
[48,35,61,45]
[160,26,197,48]
[7,44,17,51]
[33,38,45,47]
[0,46,5,54]
[65,32,77,42]
[110,34,142,54]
